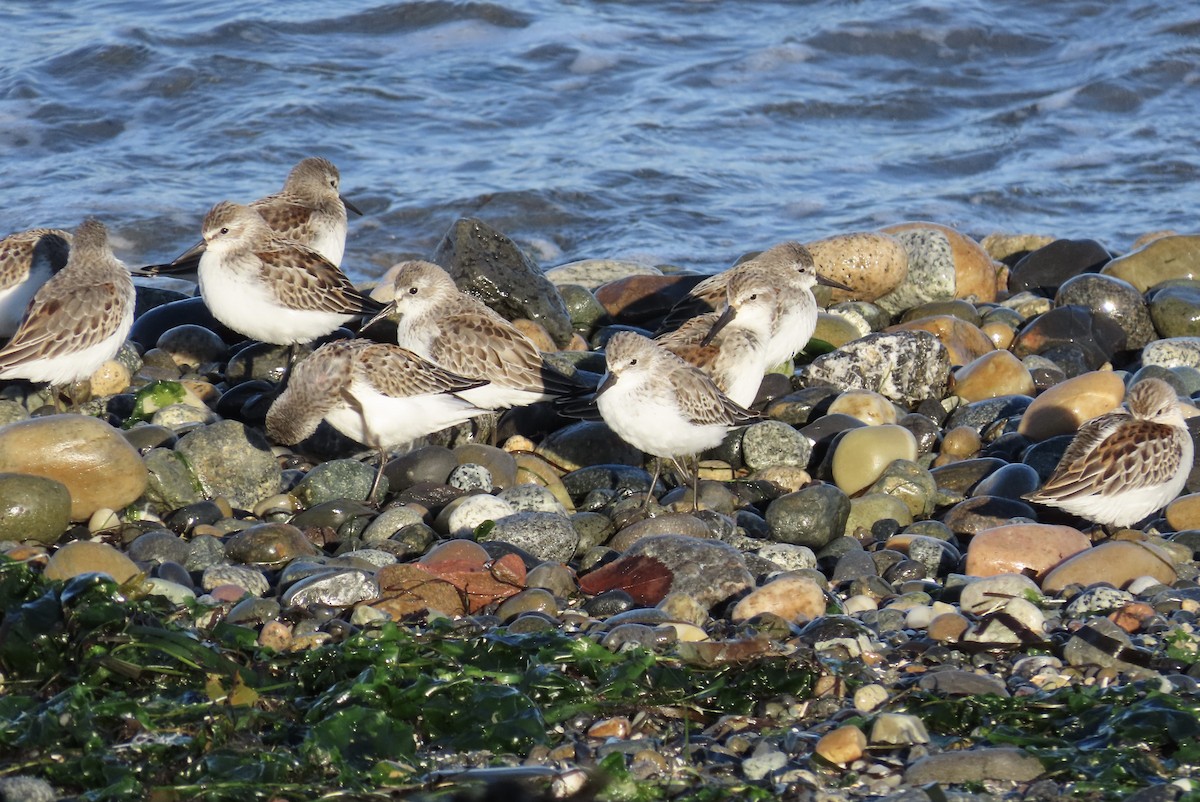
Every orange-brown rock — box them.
[816,725,867,765]
[511,319,555,351]
[804,232,909,303]
[594,275,699,324]
[44,541,139,583]
[373,563,467,618]
[889,315,994,366]
[952,350,1034,401]
[1166,493,1200,532]
[965,524,1092,580]
[1017,371,1125,441]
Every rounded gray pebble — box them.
[449,463,493,492]
[202,564,270,597]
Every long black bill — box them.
[341,195,364,216]
[136,240,206,277]
[699,303,737,348]
[816,273,853,292]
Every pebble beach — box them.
[3,217,1200,800]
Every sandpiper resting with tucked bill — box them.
[266,338,490,503]
[1023,377,1195,529]
[0,220,134,407]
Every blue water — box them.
[1,0,1197,280]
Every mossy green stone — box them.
[0,473,71,545]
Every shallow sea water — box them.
[1,0,1198,280]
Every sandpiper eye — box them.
[220,227,229,235]
[408,286,418,295]
[629,358,638,366]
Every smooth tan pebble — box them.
[1166,494,1200,531]
[1041,540,1177,594]
[1017,370,1125,441]
[828,389,898,425]
[831,424,918,496]
[816,725,867,765]
[511,318,555,352]
[44,541,140,583]
[730,574,826,624]
[812,312,865,348]
[89,359,132,397]
[981,321,1016,350]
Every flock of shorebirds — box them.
[0,157,1192,528]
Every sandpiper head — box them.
[1127,377,1185,424]
[603,330,657,379]
[389,260,458,310]
[70,218,110,255]
[758,241,815,272]
[201,201,271,250]
[285,156,361,216]
[701,267,778,345]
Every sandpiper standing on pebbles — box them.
[657,241,849,369]
[595,330,761,507]
[143,156,361,274]
[266,338,489,502]
[655,266,779,408]
[1023,377,1195,528]
[364,260,585,411]
[0,228,72,338]
[189,201,381,381]
[0,220,134,402]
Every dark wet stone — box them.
[505,611,559,634]
[799,331,950,406]
[0,473,70,545]
[797,614,875,647]
[584,589,636,617]
[392,482,466,512]
[1023,353,1068,391]
[594,274,704,329]
[929,457,1006,495]
[165,500,225,534]
[883,559,926,584]
[127,529,191,566]
[1150,281,1200,339]
[227,597,282,626]
[970,462,1042,501]
[753,372,794,410]
[1021,435,1074,482]
[981,432,1034,462]
[1169,530,1200,558]
[291,499,375,534]
[764,386,840,426]
[766,483,850,550]
[129,296,240,350]
[940,496,1036,538]
[1012,305,1128,369]
[122,424,178,453]
[224,522,321,567]
[904,536,961,578]
[538,421,642,470]
[1008,238,1110,295]
[561,464,653,501]
[156,324,229,370]
[481,511,580,562]
[902,520,956,541]
[293,459,379,507]
[1056,273,1155,350]
[1129,364,1191,396]
[943,395,1032,433]
[433,217,573,347]
[831,549,878,583]
[897,412,941,455]
[384,445,458,491]
[153,560,193,589]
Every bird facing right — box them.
[1023,377,1195,528]
[596,330,761,505]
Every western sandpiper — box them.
[654,266,778,408]
[0,220,134,397]
[0,228,72,338]
[144,156,361,274]
[1023,377,1195,528]
[193,201,381,377]
[657,241,848,368]
[364,260,585,410]
[595,330,761,506]
[266,338,489,502]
